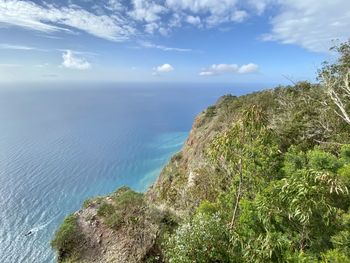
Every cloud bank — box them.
[0,0,134,41]
[261,0,350,52]
[0,0,349,52]
[199,63,259,76]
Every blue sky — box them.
[0,0,349,84]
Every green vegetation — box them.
[165,212,231,262]
[162,41,350,262]
[51,214,83,262]
[204,105,217,118]
[82,196,103,208]
[97,201,114,217]
[97,187,145,229]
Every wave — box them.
[25,218,54,236]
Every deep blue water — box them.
[0,83,266,263]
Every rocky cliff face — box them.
[71,194,161,263]
[54,86,331,262]
[146,92,277,212]
[52,94,244,263]
[147,95,237,211]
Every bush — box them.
[97,187,145,230]
[105,213,123,229]
[322,249,350,263]
[196,200,219,216]
[97,202,115,217]
[205,105,216,118]
[114,187,144,209]
[51,214,83,262]
[165,213,233,263]
[307,148,341,172]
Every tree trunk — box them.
[230,158,243,229]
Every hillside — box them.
[52,42,350,263]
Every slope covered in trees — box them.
[52,42,350,263]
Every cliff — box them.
[52,81,350,262]
[51,93,243,262]
[51,91,274,262]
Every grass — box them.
[51,214,83,262]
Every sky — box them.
[0,0,349,84]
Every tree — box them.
[319,41,350,125]
[207,106,280,228]
[237,147,349,262]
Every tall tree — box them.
[207,106,279,228]
[320,41,350,125]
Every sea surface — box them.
[0,83,266,263]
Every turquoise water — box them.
[0,83,264,262]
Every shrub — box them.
[97,187,145,230]
[51,214,83,262]
[205,105,216,118]
[165,213,233,263]
[114,188,144,209]
[307,148,341,172]
[322,249,350,263]
[105,213,123,229]
[97,202,115,217]
[196,200,219,216]
[341,145,350,161]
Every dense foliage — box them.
[163,42,350,262]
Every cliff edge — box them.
[52,80,350,262]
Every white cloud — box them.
[105,0,124,12]
[0,43,37,50]
[169,13,182,28]
[156,63,174,72]
[140,41,192,52]
[247,0,271,15]
[166,0,238,15]
[56,49,97,56]
[186,15,201,26]
[199,71,216,76]
[231,10,248,23]
[61,50,91,70]
[238,63,259,73]
[144,22,160,34]
[129,0,167,23]
[260,0,350,52]
[199,63,259,76]
[158,27,169,36]
[166,0,247,26]
[153,63,174,74]
[212,64,239,73]
[0,0,134,41]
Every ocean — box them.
[0,83,265,262]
